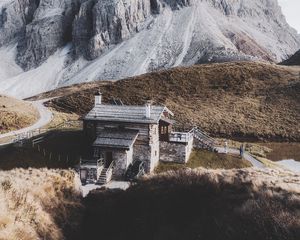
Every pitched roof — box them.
[93,129,139,149]
[84,104,174,124]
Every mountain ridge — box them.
[0,0,300,98]
[282,49,300,66]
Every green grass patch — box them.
[155,149,252,173]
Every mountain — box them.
[0,0,300,98]
[282,49,300,66]
[34,61,300,141]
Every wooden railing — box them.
[169,130,194,143]
[1,120,83,147]
[79,158,104,184]
[192,127,215,146]
[168,127,216,150]
[105,161,114,183]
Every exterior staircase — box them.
[97,161,114,185]
[192,127,216,151]
[97,167,109,185]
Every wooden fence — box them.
[33,143,80,166]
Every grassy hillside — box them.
[80,168,300,240]
[0,95,39,134]
[41,61,300,141]
[0,169,82,240]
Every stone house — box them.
[80,92,207,184]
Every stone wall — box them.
[112,147,133,179]
[92,122,160,174]
[133,142,151,173]
[185,138,194,162]
[149,124,160,172]
[160,138,194,163]
[132,124,160,173]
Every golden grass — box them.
[45,61,300,141]
[0,169,82,240]
[260,142,300,161]
[45,108,80,129]
[0,95,39,134]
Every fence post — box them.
[43,149,46,157]
[49,152,52,161]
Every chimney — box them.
[95,91,102,106]
[145,101,151,118]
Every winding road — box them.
[0,99,53,144]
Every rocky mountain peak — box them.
[0,0,300,98]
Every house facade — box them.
[81,92,196,184]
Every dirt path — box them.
[0,99,53,144]
[216,147,265,168]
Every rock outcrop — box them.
[0,0,39,46]
[16,0,81,69]
[73,0,153,60]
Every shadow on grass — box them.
[79,170,300,240]
[0,130,92,170]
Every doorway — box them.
[105,151,113,168]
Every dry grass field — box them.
[0,95,39,134]
[261,142,300,161]
[37,61,300,141]
[0,169,82,240]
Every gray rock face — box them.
[73,0,152,60]
[1,0,299,69]
[0,0,39,46]
[16,0,81,70]
[0,0,300,98]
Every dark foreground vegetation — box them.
[79,169,300,240]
